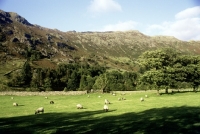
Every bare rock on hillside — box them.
[0,10,13,24]
[9,12,33,26]
[0,9,32,26]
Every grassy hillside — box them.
[1,9,200,73]
[0,91,200,133]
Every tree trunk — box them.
[165,87,168,94]
[193,85,198,93]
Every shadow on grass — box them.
[160,91,199,96]
[0,106,200,134]
[17,105,25,106]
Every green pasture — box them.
[0,91,200,133]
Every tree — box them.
[93,73,108,92]
[138,48,179,94]
[177,55,200,92]
[123,71,138,91]
[67,71,80,90]
[31,68,44,88]
[21,61,32,86]
[44,77,52,91]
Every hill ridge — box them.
[0,9,200,71]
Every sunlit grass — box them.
[0,91,200,133]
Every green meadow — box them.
[0,91,200,134]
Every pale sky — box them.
[0,0,200,41]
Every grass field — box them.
[0,91,200,134]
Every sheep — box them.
[140,97,144,102]
[122,97,126,100]
[105,99,110,104]
[76,104,83,109]
[87,95,90,98]
[103,104,109,112]
[50,101,54,104]
[98,96,101,98]
[112,93,116,96]
[145,95,148,98]
[118,97,121,101]
[13,102,18,106]
[121,93,126,95]
[35,107,44,114]
[45,96,48,99]
[11,97,14,99]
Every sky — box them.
[0,0,200,41]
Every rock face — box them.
[0,9,32,26]
[0,10,13,24]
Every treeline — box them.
[6,62,138,92]
[5,48,200,93]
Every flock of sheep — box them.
[77,94,148,112]
[11,96,54,114]
[11,93,149,114]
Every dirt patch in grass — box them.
[32,59,57,69]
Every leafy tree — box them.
[93,73,108,92]
[106,71,124,91]
[79,75,87,90]
[123,71,138,91]
[31,68,44,88]
[44,77,52,91]
[176,55,200,91]
[138,48,179,94]
[21,61,32,86]
[67,71,80,90]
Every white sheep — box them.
[112,93,116,96]
[140,97,144,102]
[13,102,18,106]
[98,96,101,98]
[118,97,121,101]
[45,96,48,99]
[105,99,110,104]
[77,104,83,109]
[35,107,44,114]
[103,104,109,112]
[145,95,148,98]
[11,97,14,99]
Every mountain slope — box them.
[0,9,200,72]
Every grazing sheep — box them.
[105,99,110,104]
[122,97,126,100]
[45,96,48,99]
[145,95,148,98]
[11,97,14,99]
[118,98,121,101]
[87,95,90,98]
[35,107,44,114]
[98,96,101,98]
[50,101,54,104]
[13,102,18,106]
[103,104,109,112]
[112,93,116,96]
[77,104,83,109]
[140,97,144,102]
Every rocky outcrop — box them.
[0,9,32,26]
[0,10,13,24]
